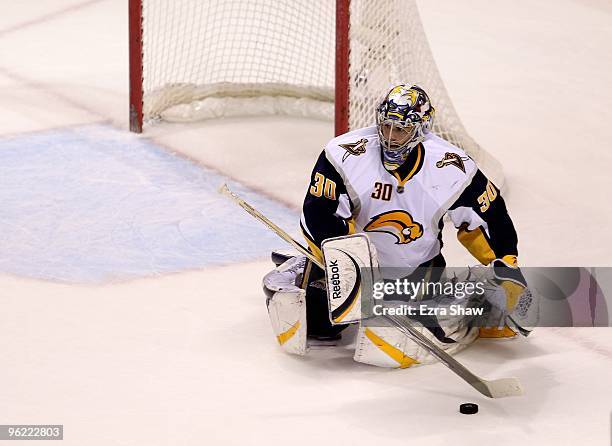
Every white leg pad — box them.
[267,289,308,356]
[263,256,308,355]
[354,322,479,368]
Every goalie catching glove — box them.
[479,257,538,338]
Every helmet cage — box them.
[376,84,435,170]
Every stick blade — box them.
[477,377,523,398]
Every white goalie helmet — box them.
[376,84,435,170]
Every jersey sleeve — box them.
[301,150,354,259]
[447,170,518,265]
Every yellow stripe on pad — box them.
[479,325,517,339]
[277,321,301,345]
[364,328,419,368]
[333,286,360,323]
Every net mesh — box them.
[347,1,498,182]
[140,0,503,186]
[142,0,336,120]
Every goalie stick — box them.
[218,183,523,398]
[384,314,522,398]
[218,184,322,266]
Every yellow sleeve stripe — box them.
[364,328,419,368]
[346,218,356,234]
[457,225,496,266]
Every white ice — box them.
[0,1,611,445]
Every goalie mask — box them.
[376,84,435,170]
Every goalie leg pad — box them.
[267,289,308,355]
[263,256,308,355]
[354,320,479,368]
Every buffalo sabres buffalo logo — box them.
[339,138,368,162]
[436,152,469,173]
[364,210,423,244]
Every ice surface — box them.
[0,124,299,282]
[0,0,611,445]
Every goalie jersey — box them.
[301,125,519,269]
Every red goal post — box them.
[128,0,143,134]
[129,0,504,188]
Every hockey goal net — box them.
[129,0,504,187]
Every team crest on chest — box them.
[339,138,368,162]
[364,210,423,244]
[436,152,469,173]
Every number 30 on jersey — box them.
[477,180,498,212]
[310,172,336,200]
[371,182,392,201]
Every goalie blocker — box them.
[321,234,378,325]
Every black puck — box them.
[459,403,478,414]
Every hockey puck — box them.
[459,403,478,414]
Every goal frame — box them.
[126,0,505,190]
[128,0,144,133]
[128,0,351,135]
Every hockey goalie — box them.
[263,84,536,367]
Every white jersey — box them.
[318,126,478,269]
